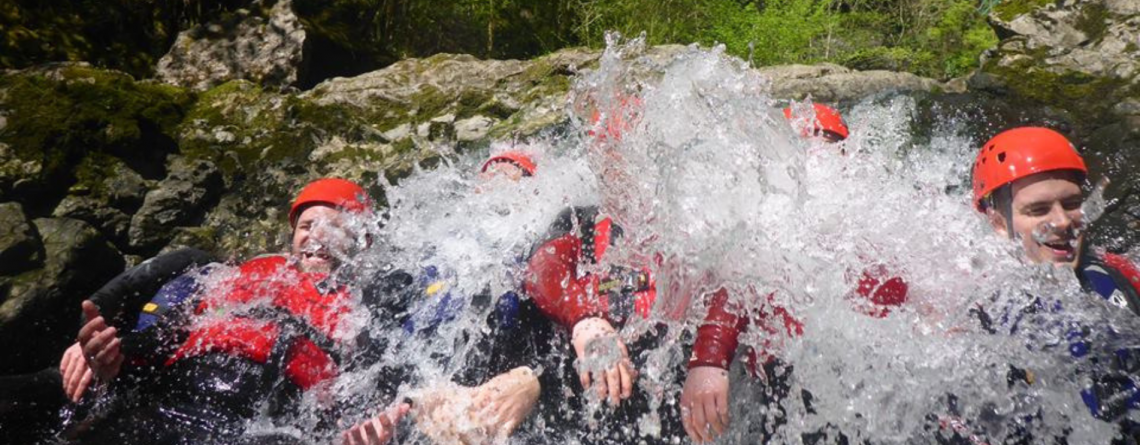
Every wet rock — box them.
[455,116,497,142]
[129,159,223,252]
[976,0,1140,126]
[157,0,307,91]
[0,202,43,275]
[0,65,191,213]
[757,63,954,103]
[52,154,150,246]
[0,217,123,374]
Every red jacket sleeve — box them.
[689,288,748,370]
[850,265,909,318]
[689,289,805,372]
[524,233,609,330]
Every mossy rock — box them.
[980,56,1139,126]
[991,0,1057,22]
[0,65,193,214]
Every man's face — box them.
[292,204,354,274]
[479,161,526,183]
[989,171,1084,265]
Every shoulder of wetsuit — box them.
[120,264,228,364]
[528,205,623,264]
[361,269,415,309]
[87,248,218,330]
[1076,250,1140,317]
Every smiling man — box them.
[72,178,414,445]
[973,127,1140,310]
[971,127,1140,436]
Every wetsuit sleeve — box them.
[523,234,609,331]
[86,248,217,330]
[689,288,748,370]
[850,266,909,318]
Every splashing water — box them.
[109,35,1140,445]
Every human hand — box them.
[342,403,411,445]
[60,341,94,402]
[571,317,636,406]
[470,366,541,440]
[76,300,123,382]
[680,366,731,443]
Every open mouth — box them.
[1040,239,1076,257]
[302,250,332,262]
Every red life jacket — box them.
[166,256,352,390]
[524,206,656,330]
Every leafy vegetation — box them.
[4,0,1009,81]
[572,0,1000,79]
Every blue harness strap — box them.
[133,266,214,332]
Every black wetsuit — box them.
[0,248,215,444]
[69,259,417,445]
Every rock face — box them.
[757,63,960,103]
[0,218,123,374]
[128,158,224,251]
[974,0,1140,123]
[973,0,1140,250]
[0,202,42,275]
[156,0,308,91]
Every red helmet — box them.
[289,178,371,227]
[588,95,643,142]
[481,151,537,176]
[782,103,849,141]
[971,127,1087,212]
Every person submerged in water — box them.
[967,127,1140,442]
[71,178,415,444]
[392,150,552,444]
[678,103,909,444]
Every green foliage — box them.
[0,0,250,78]
[570,0,997,79]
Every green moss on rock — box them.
[992,0,1055,21]
[982,57,1139,125]
[1074,2,1111,43]
[0,65,192,211]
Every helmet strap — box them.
[996,185,1015,240]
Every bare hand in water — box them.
[342,403,410,445]
[60,341,94,402]
[77,300,123,382]
[680,365,731,443]
[471,366,541,439]
[571,317,636,406]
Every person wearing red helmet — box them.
[969,127,1140,437]
[679,103,909,443]
[72,178,418,445]
[783,103,850,143]
[972,127,1140,308]
[481,151,537,182]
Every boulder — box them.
[0,202,43,275]
[52,154,151,246]
[0,65,191,214]
[129,159,224,252]
[756,63,957,103]
[0,218,123,374]
[976,0,1140,123]
[156,0,307,91]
